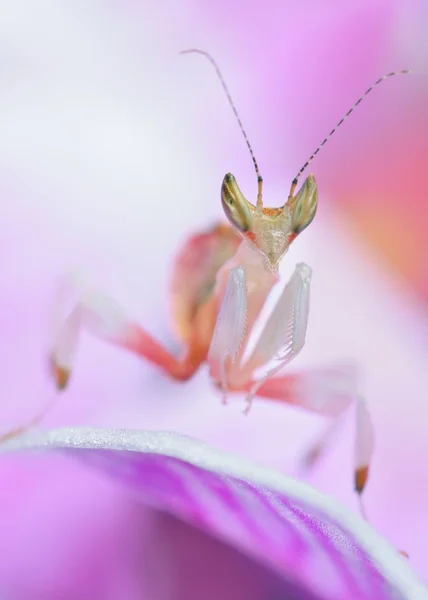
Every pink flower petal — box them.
[1,427,426,600]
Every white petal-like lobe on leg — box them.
[54,272,137,344]
[355,396,375,471]
[49,271,138,389]
[49,275,84,388]
[257,365,357,417]
[52,307,82,373]
[80,289,135,341]
[208,267,247,364]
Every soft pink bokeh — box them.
[0,0,427,596]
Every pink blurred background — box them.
[0,0,427,596]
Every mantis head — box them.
[181,49,410,272]
[221,173,318,272]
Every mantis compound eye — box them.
[289,174,318,235]
[221,173,252,233]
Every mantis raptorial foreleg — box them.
[243,263,312,412]
[207,267,248,403]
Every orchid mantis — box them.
[2,50,411,520]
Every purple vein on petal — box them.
[286,502,395,600]
[286,502,366,598]
[163,458,266,552]
[68,449,211,527]
[227,480,310,570]
[171,461,307,563]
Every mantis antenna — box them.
[289,69,412,197]
[181,50,411,202]
[181,48,264,208]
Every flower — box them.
[1,427,427,600]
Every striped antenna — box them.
[290,69,412,195]
[181,49,264,206]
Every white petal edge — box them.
[0,427,426,599]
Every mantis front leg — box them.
[207,267,248,403]
[243,262,312,410]
[207,262,311,407]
